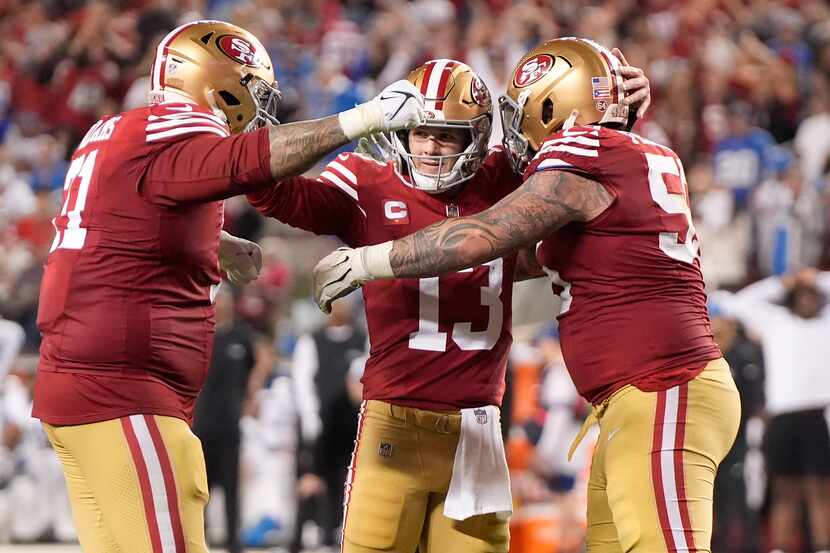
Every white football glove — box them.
[338,80,425,140]
[218,231,263,286]
[313,242,394,314]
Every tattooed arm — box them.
[388,169,613,277]
[267,117,348,180]
[266,78,423,179]
[313,170,613,312]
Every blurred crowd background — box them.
[1,0,830,552]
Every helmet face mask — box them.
[393,114,491,193]
[498,92,532,175]
[240,75,281,131]
[391,59,493,194]
[150,20,281,134]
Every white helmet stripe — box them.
[424,59,454,111]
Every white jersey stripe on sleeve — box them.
[146,126,228,142]
[536,159,574,170]
[545,144,599,158]
[146,117,229,133]
[544,136,600,148]
[319,171,359,202]
[148,111,228,127]
[327,160,358,186]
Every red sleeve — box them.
[139,127,271,208]
[246,175,364,244]
[524,125,599,180]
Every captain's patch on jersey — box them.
[383,200,409,225]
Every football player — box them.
[314,38,741,553]
[31,19,425,553]
[246,55,650,552]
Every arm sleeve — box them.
[524,126,599,180]
[246,154,367,244]
[246,175,364,244]
[139,127,272,208]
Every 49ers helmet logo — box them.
[217,35,262,68]
[514,54,554,87]
[470,76,490,106]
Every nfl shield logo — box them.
[474,408,488,425]
[378,442,393,458]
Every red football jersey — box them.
[529,126,721,404]
[33,103,272,425]
[248,149,522,409]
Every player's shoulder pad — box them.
[321,151,395,190]
[317,152,373,204]
[526,125,603,178]
[144,102,230,143]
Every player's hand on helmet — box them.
[356,132,397,164]
[338,80,425,140]
[374,79,426,132]
[313,247,369,314]
[613,48,651,120]
[218,231,263,286]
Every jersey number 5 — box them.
[645,152,699,264]
[49,150,98,253]
[409,258,503,352]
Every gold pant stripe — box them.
[121,414,187,553]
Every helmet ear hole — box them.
[542,98,555,125]
[218,91,241,106]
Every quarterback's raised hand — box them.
[313,243,393,313]
[338,80,425,140]
[218,231,263,286]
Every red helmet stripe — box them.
[420,61,436,97]
[433,61,457,111]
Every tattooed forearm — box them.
[389,170,613,278]
[268,116,349,180]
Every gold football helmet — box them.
[148,20,280,134]
[499,37,627,173]
[391,59,492,193]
